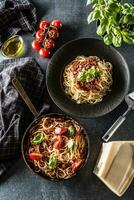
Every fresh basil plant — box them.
[87,0,134,47]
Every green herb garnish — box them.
[67,139,74,148]
[68,125,75,136]
[31,132,44,145]
[67,139,76,155]
[77,68,100,82]
[48,154,57,169]
[87,0,134,47]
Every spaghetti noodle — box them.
[63,56,113,104]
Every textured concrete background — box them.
[0,0,134,200]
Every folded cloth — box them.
[0,57,50,176]
[0,0,37,46]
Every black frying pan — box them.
[12,78,90,181]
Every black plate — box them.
[46,38,130,118]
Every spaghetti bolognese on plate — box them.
[46,38,130,118]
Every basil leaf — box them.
[87,9,101,24]
[48,154,57,169]
[122,15,134,25]
[107,2,121,14]
[87,11,95,24]
[88,68,100,77]
[112,27,120,35]
[68,125,75,136]
[103,34,113,45]
[112,32,122,47]
[122,30,134,37]
[97,23,106,36]
[78,71,87,81]
[70,143,76,155]
[122,35,134,44]
[31,132,44,145]
[106,21,112,34]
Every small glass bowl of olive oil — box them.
[1,35,25,58]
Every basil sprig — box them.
[87,0,134,47]
[77,68,100,82]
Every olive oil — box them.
[1,35,25,58]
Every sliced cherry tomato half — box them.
[53,140,63,149]
[29,152,42,160]
[72,159,83,172]
[36,29,45,41]
[39,48,50,58]
[53,136,64,149]
[50,19,62,29]
[39,20,49,30]
[32,40,42,51]
[55,127,68,135]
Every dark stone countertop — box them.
[0,0,134,200]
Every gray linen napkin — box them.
[0,57,50,176]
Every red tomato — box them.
[29,152,42,160]
[48,29,59,39]
[32,40,42,51]
[36,29,45,41]
[53,140,63,149]
[44,38,55,49]
[50,19,62,29]
[39,20,50,30]
[72,159,83,172]
[39,48,50,58]
[55,127,68,135]
[53,136,64,149]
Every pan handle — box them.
[102,116,126,142]
[12,78,39,118]
[102,106,131,142]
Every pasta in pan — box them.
[63,56,113,104]
[25,115,88,179]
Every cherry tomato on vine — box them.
[36,29,45,41]
[50,19,62,29]
[32,40,42,51]
[39,20,50,30]
[48,29,59,39]
[44,38,55,49]
[39,48,50,58]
